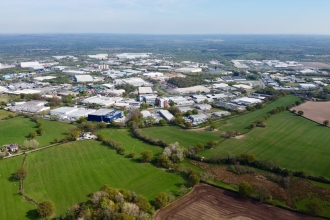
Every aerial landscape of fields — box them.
[1,1,330,218]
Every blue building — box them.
[88,109,123,123]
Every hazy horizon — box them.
[1,0,330,35]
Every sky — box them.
[1,0,330,34]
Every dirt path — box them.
[154,184,318,220]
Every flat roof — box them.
[89,108,115,116]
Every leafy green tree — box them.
[188,173,200,187]
[157,155,171,168]
[192,109,199,114]
[239,181,253,197]
[134,195,152,213]
[37,200,56,219]
[154,192,168,209]
[140,150,153,163]
[14,166,28,181]
[29,131,37,139]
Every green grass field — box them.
[24,139,185,217]
[200,111,330,178]
[215,95,300,132]
[0,109,16,120]
[96,129,163,155]
[0,156,35,220]
[0,117,75,147]
[142,126,220,148]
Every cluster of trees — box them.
[167,76,204,88]
[21,139,39,150]
[63,185,153,220]
[223,130,241,138]
[172,163,214,187]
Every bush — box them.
[154,192,168,209]
[238,181,253,197]
[140,150,153,163]
[157,155,171,168]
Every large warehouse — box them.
[87,109,123,122]
[50,107,96,120]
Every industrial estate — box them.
[1,35,330,220]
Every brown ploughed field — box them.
[291,101,330,124]
[154,184,318,220]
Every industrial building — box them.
[143,72,164,78]
[195,104,212,111]
[188,113,208,124]
[74,75,94,82]
[212,111,231,117]
[156,97,169,108]
[168,96,194,106]
[177,106,194,113]
[231,97,262,106]
[158,110,174,121]
[9,101,50,113]
[142,95,157,105]
[82,95,122,107]
[299,83,317,90]
[19,61,40,68]
[116,53,151,60]
[114,77,150,87]
[87,109,123,123]
[50,107,96,120]
[175,67,202,73]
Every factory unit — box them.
[50,107,96,120]
[82,95,122,107]
[87,109,123,123]
[188,113,208,124]
[142,95,157,105]
[158,110,174,121]
[9,101,50,113]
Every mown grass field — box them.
[215,95,300,132]
[0,156,35,220]
[0,117,75,147]
[96,129,163,155]
[200,111,330,178]
[24,139,185,216]
[0,109,16,120]
[141,96,300,148]
[142,126,220,148]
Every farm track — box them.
[154,184,319,220]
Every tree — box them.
[37,200,56,219]
[297,110,304,116]
[188,173,200,187]
[157,155,171,168]
[37,127,43,135]
[306,201,324,216]
[134,195,152,213]
[323,120,329,126]
[140,150,153,163]
[192,109,199,115]
[159,119,167,126]
[239,181,253,197]
[206,140,218,149]
[14,166,28,181]
[154,192,168,209]
[29,131,37,139]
